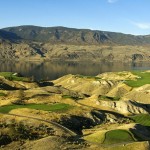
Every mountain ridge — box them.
[2,25,150,35]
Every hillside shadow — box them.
[0,83,22,90]
[0,30,22,42]
[38,81,54,87]
[129,124,150,141]
[129,100,150,113]
[59,115,97,135]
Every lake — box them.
[0,61,150,81]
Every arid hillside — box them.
[0,71,150,150]
[0,41,150,62]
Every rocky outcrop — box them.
[132,54,144,61]
[122,84,150,104]
[53,74,118,96]
[106,83,132,98]
[99,100,148,115]
[0,42,150,62]
[97,71,139,81]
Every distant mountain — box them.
[1,25,150,45]
[0,26,150,62]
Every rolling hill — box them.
[0,70,150,150]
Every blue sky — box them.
[0,0,150,35]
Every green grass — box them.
[84,131,106,144]
[75,74,101,80]
[0,103,72,113]
[0,72,30,82]
[103,129,135,145]
[0,93,6,96]
[99,95,120,101]
[130,114,150,126]
[125,71,150,87]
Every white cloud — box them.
[132,22,150,29]
[107,0,118,3]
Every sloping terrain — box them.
[0,71,150,149]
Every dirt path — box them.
[0,112,77,136]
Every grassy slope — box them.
[84,129,136,145]
[103,129,135,145]
[0,72,30,82]
[0,103,72,113]
[83,131,106,144]
[125,71,150,87]
[101,141,149,150]
[0,93,6,96]
[99,95,120,101]
[130,114,150,126]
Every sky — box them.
[0,0,150,35]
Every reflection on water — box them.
[0,61,150,81]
